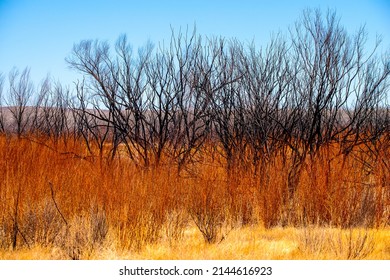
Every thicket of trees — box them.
[1,9,389,204]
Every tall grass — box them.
[0,135,389,258]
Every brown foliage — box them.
[0,134,389,256]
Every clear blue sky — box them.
[0,0,389,86]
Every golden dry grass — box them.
[1,225,389,260]
[0,135,389,259]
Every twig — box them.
[49,182,68,227]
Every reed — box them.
[0,135,389,259]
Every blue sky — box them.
[0,0,389,86]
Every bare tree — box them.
[239,36,292,179]
[185,37,244,173]
[169,29,213,173]
[0,73,5,133]
[5,67,34,137]
[30,76,51,136]
[66,36,155,166]
[72,79,112,163]
[143,40,180,166]
[282,9,390,201]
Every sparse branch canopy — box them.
[0,73,5,132]
[5,67,35,137]
[63,9,389,172]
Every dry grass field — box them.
[2,226,389,260]
[0,135,389,260]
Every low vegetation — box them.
[0,136,389,259]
